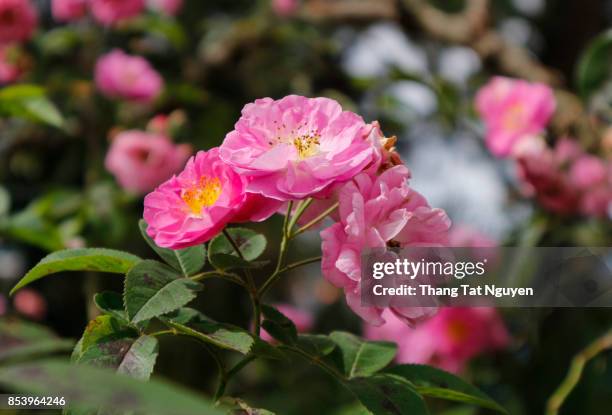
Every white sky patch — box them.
[512,0,545,16]
[386,81,437,117]
[438,47,481,85]
[342,23,428,78]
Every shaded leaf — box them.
[80,315,137,355]
[79,335,159,381]
[386,365,507,413]
[124,260,202,324]
[209,228,267,261]
[261,305,298,345]
[0,359,223,415]
[94,291,128,323]
[139,220,206,276]
[296,334,336,359]
[577,29,612,98]
[0,319,73,363]
[11,248,140,295]
[330,331,397,378]
[347,374,429,415]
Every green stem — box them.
[258,256,322,297]
[287,198,313,233]
[546,329,612,415]
[280,345,346,380]
[222,228,260,336]
[291,202,339,238]
[190,270,245,287]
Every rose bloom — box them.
[51,0,87,22]
[90,0,144,25]
[95,49,164,103]
[475,76,555,157]
[0,0,37,44]
[272,0,299,17]
[147,0,183,15]
[365,308,509,373]
[0,44,23,84]
[144,148,280,249]
[260,304,313,342]
[219,95,379,201]
[105,130,192,194]
[320,165,450,326]
[13,289,47,321]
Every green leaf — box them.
[139,220,206,276]
[0,359,223,415]
[0,319,73,363]
[386,365,507,414]
[208,253,253,271]
[347,374,429,415]
[161,309,255,355]
[80,315,137,354]
[296,334,337,359]
[79,335,159,381]
[260,305,298,345]
[0,84,64,127]
[11,248,141,295]
[209,228,267,261]
[329,332,397,378]
[576,29,612,98]
[94,291,128,323]
[124,260,203,324]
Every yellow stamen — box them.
[293,133,320,159]
[181,176,222,215]
[502,104,526,131]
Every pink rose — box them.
[0,0,37,44]
[144,148,256,249]
[105,130,192,194]
[90,0,144,25]
[51,0,87,22]
[475,76,555,157]
[320,166,450,326]
[365,308,509,373]
[219,95,379,201]
[0,44,23,84]
[13,289,47,320]
[95,49,164,103]
[260,304,313,342]
[272,0,298,17]
[147,0,183,15]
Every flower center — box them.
[293,133,320,159]
[446,320,469,343]
[502,104,526,131]
[181,176,222,215]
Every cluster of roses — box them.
[0,0,180,85]
[476,76,612,218]
[141,95,451,327]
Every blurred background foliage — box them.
[1,0,612,414]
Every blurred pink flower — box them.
[105,130,192,194]
[569,155,608,188]
[0,0,37,44]
[0,44,22,84]
[90,0,144,25]
[143,148,248,249]
[517,138,611,217]
[95,49,164,103]
[260,304,313,342]
[13,289,47,320]
[320,166,450,326]
[51,0,87,22]
[219,95,379,201]
[272,0,299,17]
[449,225,497,248]
[475,76,555,157]
[147,0,183,15]
[365,308,509,373]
